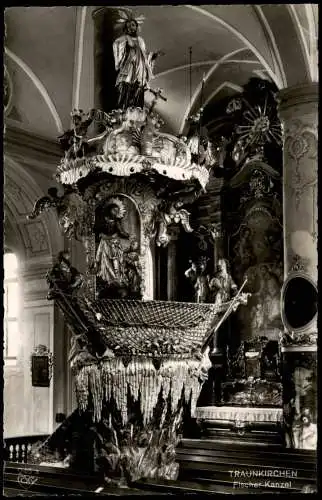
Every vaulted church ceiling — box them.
[4,4,318,139]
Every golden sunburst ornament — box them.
[105,197,127,219]
[236,96,282,150]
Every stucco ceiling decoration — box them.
[4,155,64,258]
[4,5,318,140]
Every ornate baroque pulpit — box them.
[26,9,250,484]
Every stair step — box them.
[179,439,316,457]
[177,442,316,457]
[175,438,316,493]
[177,456,317,479]
[176,449,316,469]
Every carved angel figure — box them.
[113,11,162,109]
[46,249,84,299]
[68,333,97,372]
[124,238,142,298]
[156,201,193,247]
[186,119,215,169]
[58,109,95,160]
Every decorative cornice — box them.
[4,124,62,169]
[277,83,318,114]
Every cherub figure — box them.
[124,238,142,298]
[156,201,193,247]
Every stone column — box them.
[92,7,130,112]
[277,83,318,451]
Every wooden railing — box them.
[4,435,49,463]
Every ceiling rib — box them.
[179,47,247,134]
[184,5,281,88]
[5,47,63,134]
[154,59,260,79]
[305,3,318,81]
[203,81,243,109]
[287,4,312,81]
[253,5,287,88]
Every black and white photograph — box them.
[3,4,318,495]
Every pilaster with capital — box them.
[277,84,318,451]
[278,84,318,348]
[278,83,318,283]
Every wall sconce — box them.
[31,345,53,387]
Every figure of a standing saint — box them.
[208,258,238,307]
[185,256,210,303]
[95,199,129,292]
[113,11,163,109]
